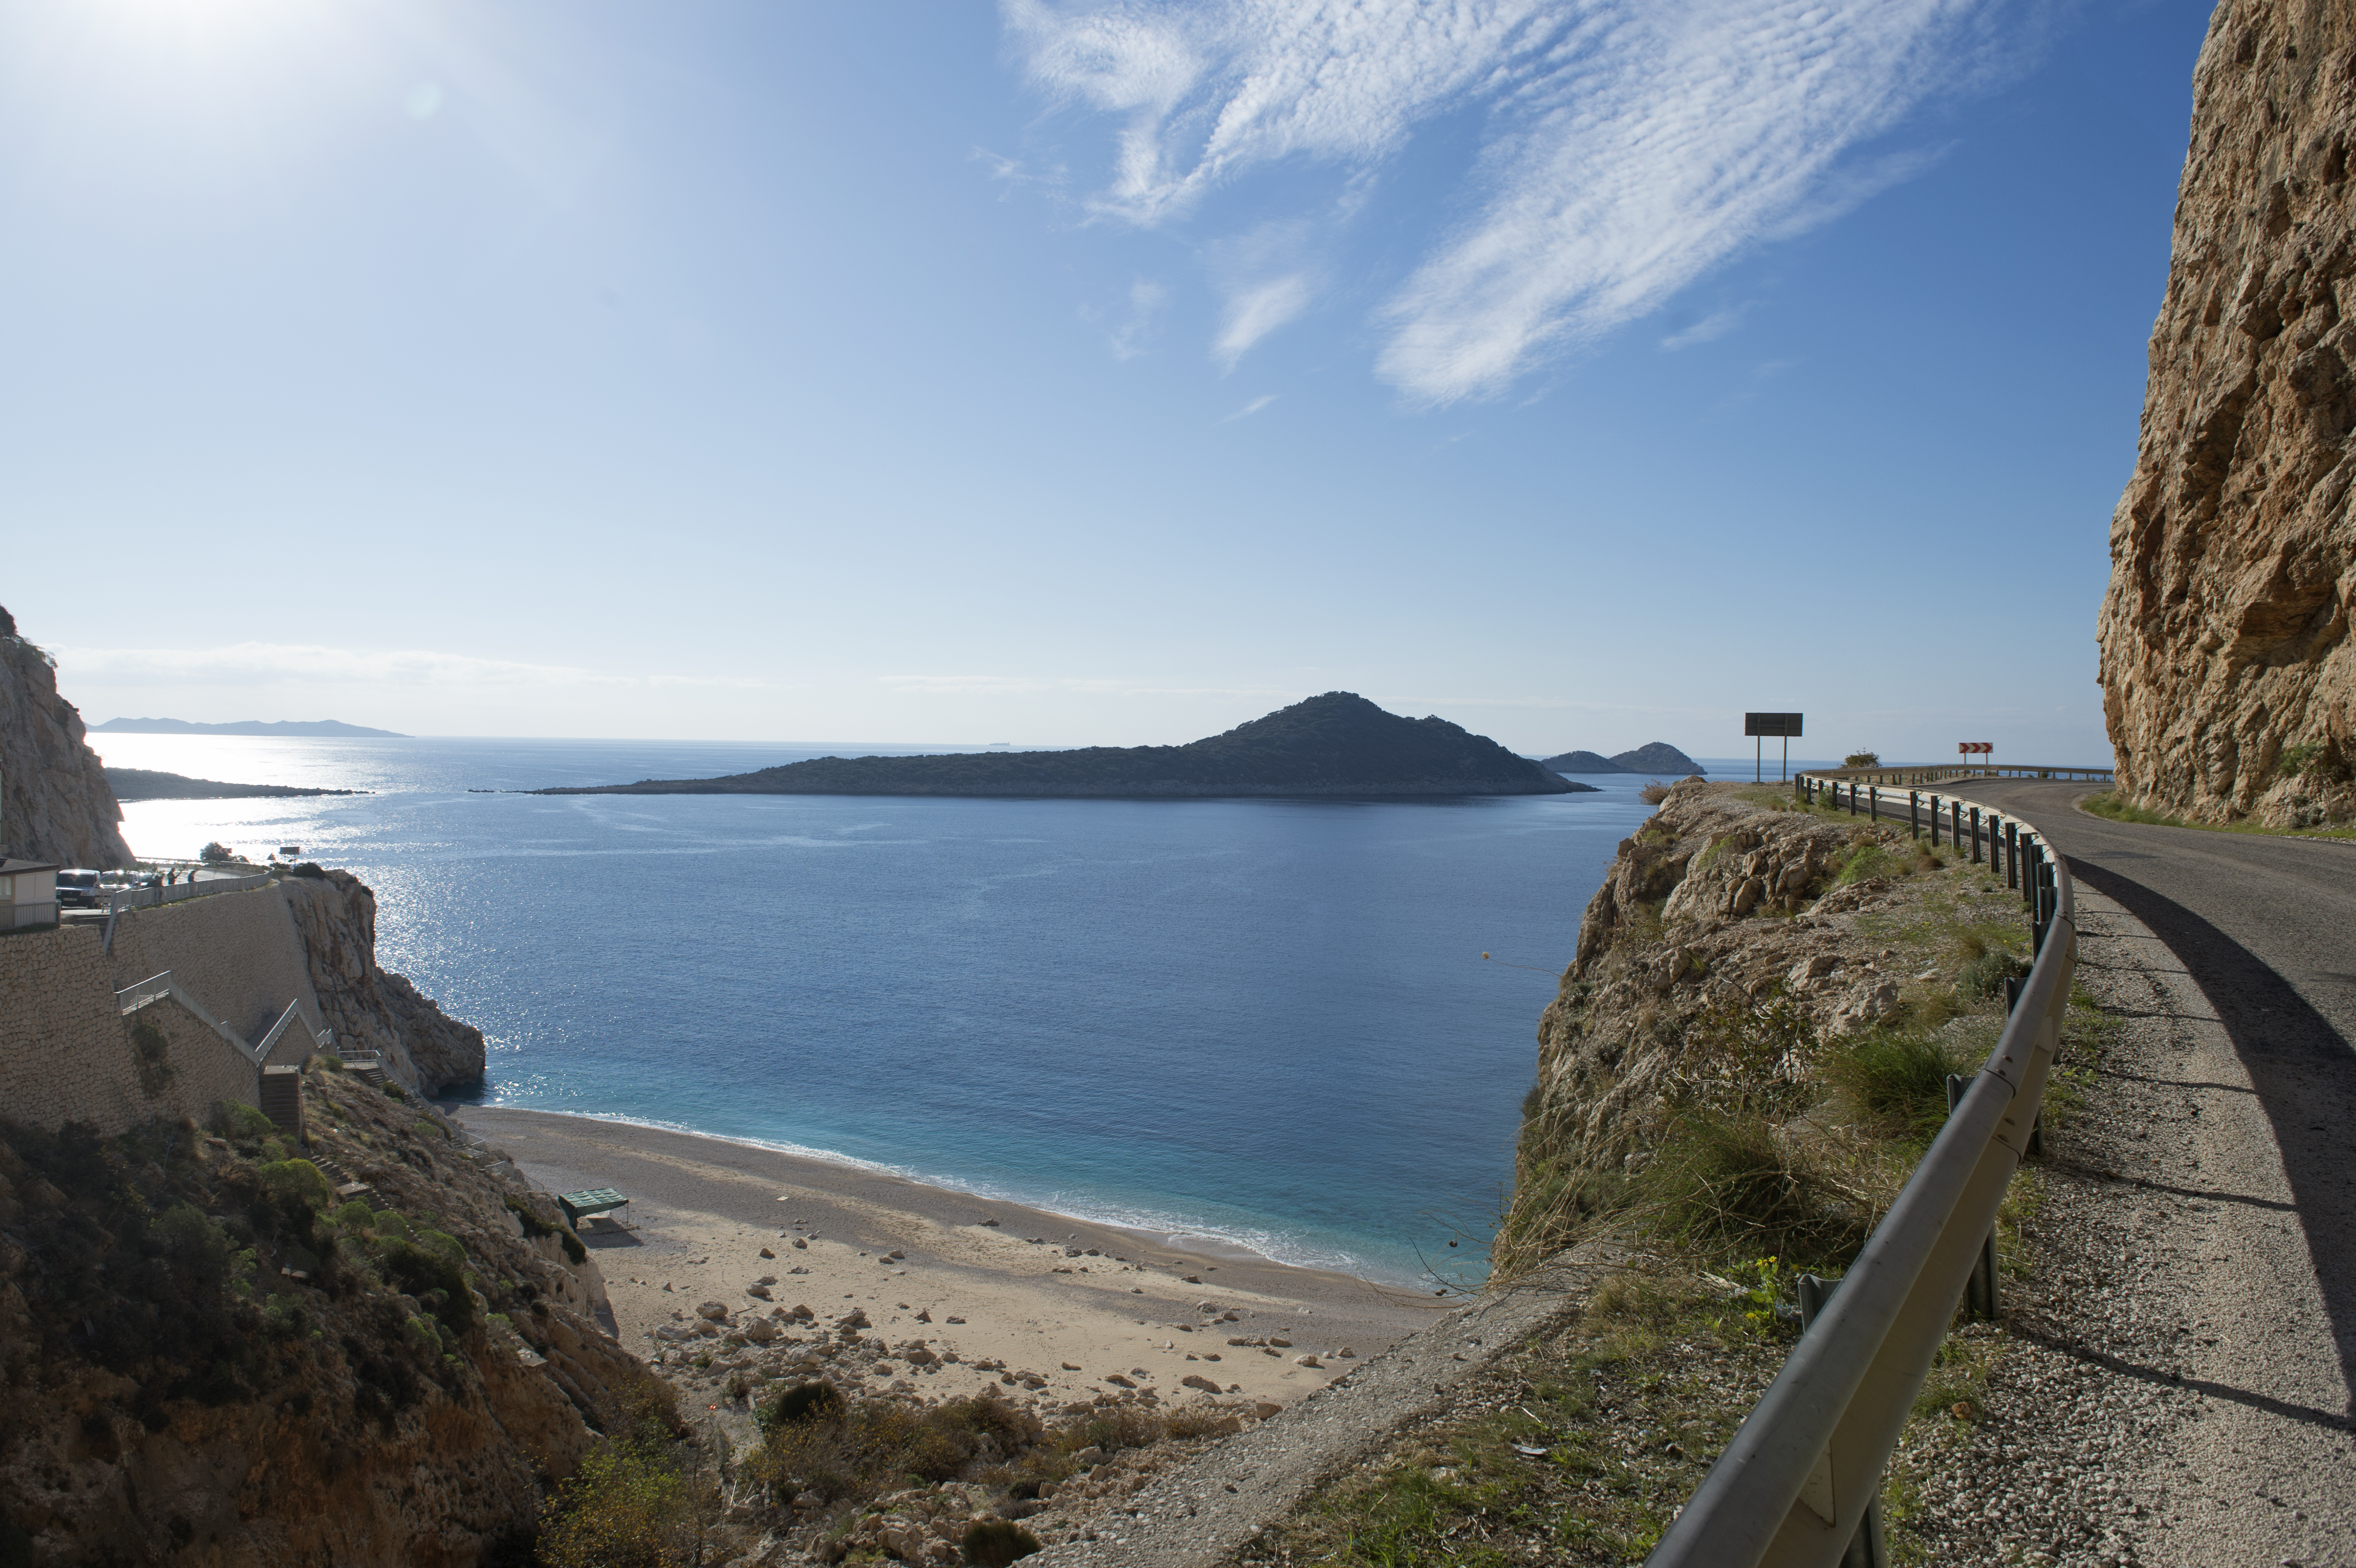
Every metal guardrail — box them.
[118,971,334,1067]
[1800,762,2115,786]
[1647,788,2076,1568]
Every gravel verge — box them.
[1889,880,2354,1568]
[1022,1251,1630,1567]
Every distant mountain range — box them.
[1536,743,1705,776]
[93,718,406,738]
[540,692,1599,799]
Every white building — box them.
[0,860,59,930]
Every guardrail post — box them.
[2000,977,2044,1157]
[1869,786,1878,823]
[1909,791,1919,838]
[1791,1276,1891,1568]
[1943,1076,2001,1321]
[1929,796,1940,847]
[1968,807,1982,866]
[1951,799,1962,849]
[2005,822,2019,890]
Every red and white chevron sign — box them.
[1958,741,1992,754]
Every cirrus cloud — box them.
[1005,0,2031,404]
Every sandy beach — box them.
[452,1106,1449,1417]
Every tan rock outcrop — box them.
[0,606,134,868]
[1496,782,2034,1276]
[2099,1,2356,826]
[280,871,488,1095]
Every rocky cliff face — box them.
[1497,782,2033,1275]
[282,871,488,1096]
[0,1068,668,1566]
[2100,1,2356,826]
[0,607,135,868]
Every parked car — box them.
[55,870,100,908]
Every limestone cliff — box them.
[0,1068,670,1566]
[1497,782,2033,1275]
[281,871,488,1096]
[0,606,134,868]
[2100,1,2356,826]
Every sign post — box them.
[1745,712,1804,782]
[1959,741,1992,771]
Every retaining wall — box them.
[0,885,331,1135]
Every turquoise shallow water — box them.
[97,734,1786,1285]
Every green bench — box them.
[557,1187,632,1230]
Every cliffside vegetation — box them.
[540,692,1584,799]
[0,1064,672,1565]
[1495,780,2083,1281]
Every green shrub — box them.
[211,1102,279,1143]
[535,1436,690,1568]
[1638,1114,1864,1268]
[1843,751,1879,768]
[332,1199,375,1230]
[748,1390,1036,1507]
[255,1159,336,1212]
[759,1380,845,1432]
[1835,844,1899,885]
[262,1295,313,1339]
[962,1519,1044,1566]
[1828,1031,1964,1142]
[1956,949,2029,1001]
[2277,740,2350,782]
[128,1018,175,1098]
[371,1208,414,1240]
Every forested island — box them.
[540,692,1593,799]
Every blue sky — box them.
[4,0,2214,762]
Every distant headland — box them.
[539,692,1597,800]
[104,767,365,802]
[1537,742,1704,776]
[93,718,407,738]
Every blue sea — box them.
[95,734,1815,1285]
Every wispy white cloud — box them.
[55,642,767,691]
[1005,0,2029,404]
[1217,393,1278,424]
[1109,277,1167,360]
[1659,307,1744,350]
[1214,273,1312,368]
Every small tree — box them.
[1843,751,1880,768]
[199,842,236,864]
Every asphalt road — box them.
[1960,780,2356,1563]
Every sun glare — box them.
[82,0,351,71]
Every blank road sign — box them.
[1745,712,1803,738]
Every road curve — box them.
[1963,779,2356,1563]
